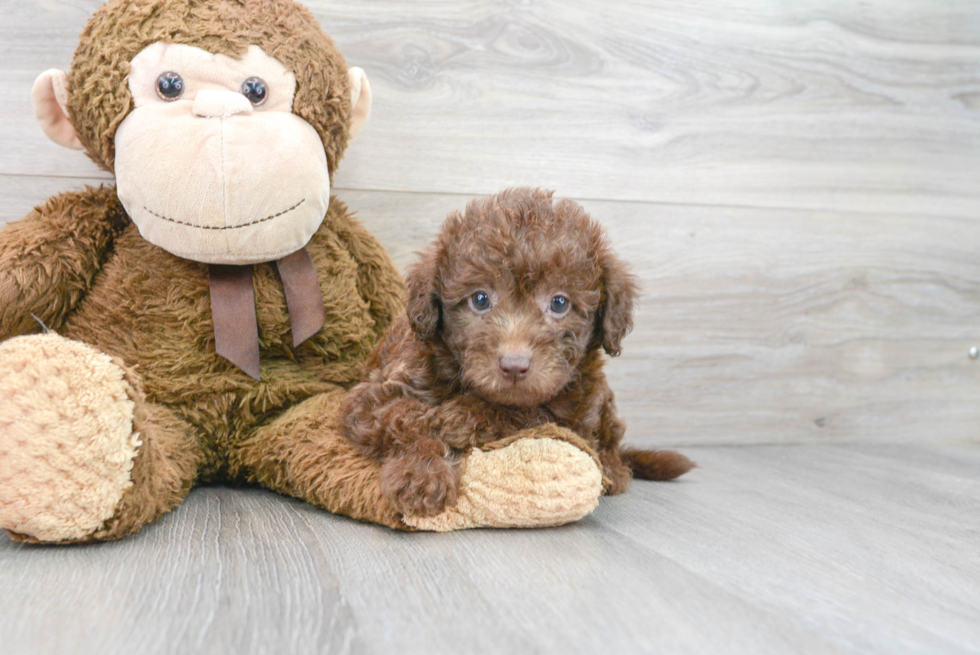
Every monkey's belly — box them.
[60,224,377,418]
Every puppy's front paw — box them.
[380,447,461,518]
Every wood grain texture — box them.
[1,444,978,655]
[1,0,979,217]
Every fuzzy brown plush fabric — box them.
[0,187,405,542]
[341,188,694,517]
[0,0,402,541]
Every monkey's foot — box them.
[402,425,604,531]
[0,333,140,542]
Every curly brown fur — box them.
[622,448,697,482]
[341,188,693,517]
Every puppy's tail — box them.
[622,448,695,481]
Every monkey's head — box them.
[31,0,371,265]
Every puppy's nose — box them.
[498,354,531,381]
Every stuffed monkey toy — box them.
[0,0,605,543]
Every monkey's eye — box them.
[155,72,184,101]
[469,291,491,313]
[241,77,268,106]
[548,295,570,315]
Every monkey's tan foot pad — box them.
[403,426,604,532]
[0,333,139,542]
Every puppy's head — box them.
[406,188,637,406]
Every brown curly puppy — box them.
[341,188,694,517]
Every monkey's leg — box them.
[234,391,604,531]
[233,388,403,528]
[0,334,202,543]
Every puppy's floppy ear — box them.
[405,250,442,340]
[597,247,638,356]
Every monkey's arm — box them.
[0,186,128,340]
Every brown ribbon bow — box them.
[208,247,325,380]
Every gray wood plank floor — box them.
[2,444,978,655]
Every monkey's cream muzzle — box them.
[114,98,330,265]
[113,43,330,266]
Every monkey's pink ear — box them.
[347,67,372,140]
[32,70,83,150]
[405,252,441,340]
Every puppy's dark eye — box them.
[156,72,184,101]
[549,295,570,315]
[469,291,491,312]
[241,77,268,106]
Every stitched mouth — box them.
[142,199,306,230]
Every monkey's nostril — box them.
[498,355,530,381]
